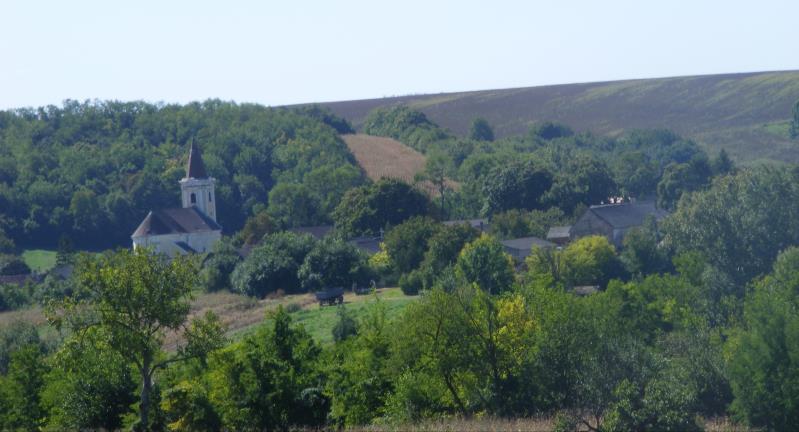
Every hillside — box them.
[341,133,459,197]
[316,70,799,164]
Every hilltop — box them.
[315,70,799,164]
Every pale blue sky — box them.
[2,0,797,110]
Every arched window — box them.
[190,193,196,204]
[209,192,212,202]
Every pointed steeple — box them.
[186,139,208,179]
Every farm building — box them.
[570,202,668,248]
[500,236,556,261]
[546,226,572,245]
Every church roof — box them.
[132,207,221,238]
[186,140,208,179]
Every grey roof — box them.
[132,207,222,238]
[186,140,208,179]
[547,226,572,239]
[288,225,333,240]
[500,236,556,251]
[587,202,668,229]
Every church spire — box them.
[186,139,208,179]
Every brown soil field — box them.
[342,133,459,197]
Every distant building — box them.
[546,226,572,245]
[570,202,668,248]
[500,236,556,261]
[131,142,222,256]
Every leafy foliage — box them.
[0,100,364,248]
[333,178,432,237]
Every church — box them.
[131,142,222,256]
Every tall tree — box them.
[47,249,225,430]
[469,118,495,142]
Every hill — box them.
[342,134,427,184]
[341,133,458,197]
[316,70,799,164]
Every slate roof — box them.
[186,141,208,179]
[587,202,668,229]
[131,207,222,238]
[500,236,556,251]
[547,226,572,240]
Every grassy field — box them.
[21,249,57,273]
[163,287,415,350]
[341,133,459,197]
[316,70,799,164]
[0,287,416,351]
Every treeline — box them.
[363,106,734,223]
[0,100,364,249]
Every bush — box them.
[0,255,30,276]
[399,270,424,296]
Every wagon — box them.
[315,287,344,306]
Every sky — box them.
[1,0,797,110]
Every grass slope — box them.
[317,70,799,164]
[21,249,57,273]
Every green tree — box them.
[231,231,316,296]
[42,332,137,430]
[791,99,799,139]
[383,216,441,274]
[560,235,623,288]
[267,183,323,228]
[656,155,712,210]
[237,209,273,246]
[297,237,371,292]
[455,234,515,294]
[663,166,799,286]
[0,345,49,429]
[200,238,241,292]
[469,118,495,141]
[333,178,431,237]
[620,215,670,276]
[726,247,799,430]
[481,161,553,216]
[332,305,358,343]
[47,249,225,429]
[327,300,394,426]
[210,307,328,430]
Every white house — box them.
[131,142,222,256]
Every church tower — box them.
[180,141,217,221]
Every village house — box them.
[569,201,668,248]
[500,236,556,261]
[131,142,222,257]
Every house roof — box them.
[288,225,334,240]
[587,202,668,229]
[547,226,572,239]
[131,207,222,238]
[500,236,556,251]
[186,140,208,179]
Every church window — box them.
[209,192,212,202]
[190,193,196,204]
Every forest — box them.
[0,100,798,431]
